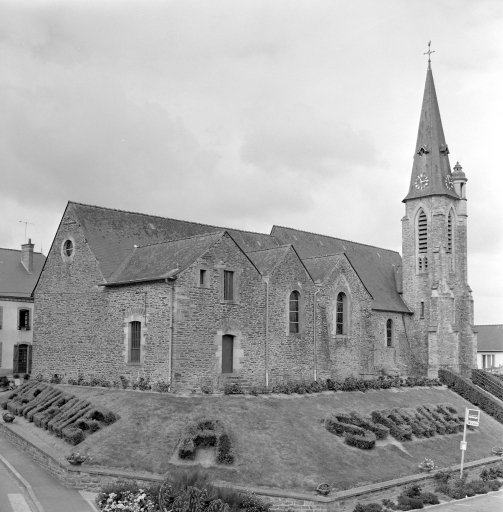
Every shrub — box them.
[344,429,376,450]
[439,368,503,425]
[350,411,389,439]
[480,464,503,481]
[62,426,85,445]
[434,468,453,483]
[201,385,214,395]
[119,375,130,389]
[223,382,243,395]
[397,495,424,509]
[353,504,382,512]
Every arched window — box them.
[336,292,347,335]
[129,321,141,363]
[417,209,428,254]
[289,291,300,334]
[386,319,393,347]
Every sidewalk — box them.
[0,435,97,512]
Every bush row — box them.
[439,368,503,424]
[0,381,117,445]
[178,419,234,464]
[471,369,503,402]
[326,403,463,449]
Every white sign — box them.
[460,441,467,451]
[464,408,480,427]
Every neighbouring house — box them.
[32,61,477,391]
[475,325,503,372]
[0,240,46,376]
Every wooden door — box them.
[16,344,28,374]
[222,335,234,373]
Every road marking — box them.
[8,494,32,512]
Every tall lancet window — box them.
[417,209,428,272]
[447,211,453,253]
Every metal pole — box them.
[460,410,468,478]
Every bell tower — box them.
[401,53,476,377]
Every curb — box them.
[0,451,45,512]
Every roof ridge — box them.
[302,252,344,260]
[70,201,274,238]
[246,244,291,254]
[474,324,503,327]
[272,225,399,254]
[135,231,224,249]
[0,247,43,254]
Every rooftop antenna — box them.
[424,41,435,69]
[19,221,35,243]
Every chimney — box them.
[21,238,34,274]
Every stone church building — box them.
[32,63,477,391]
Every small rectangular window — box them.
[420,301,425,319]
[18,309,31,331]
[200,269,207,286]
[224,271,234,300]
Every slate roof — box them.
[302,254,342,284]
[105,232,225,285]
[271,226,410,313]
[64,202,409,313]
[247,246,292,277]
[475,325,503,352]
[0,248,46,299]
[69,202,278,279]
[403,64,458,202]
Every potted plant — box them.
[315,483,331,495]
[418,458,437,472]
[3,412,15,423]
[492,446,503,457]
[65,452,87,466]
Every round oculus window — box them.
[63,240,74,257]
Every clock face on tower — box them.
[414,173,429,190]
[445,175,454,190]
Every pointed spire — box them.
[403,60,459,202]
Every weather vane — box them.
[424,41,435,68]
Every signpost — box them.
[460,408,480,477]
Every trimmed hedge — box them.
[349,411,389,439]
[439,368,503,425]
[471,369,503,401]
[0,382,117,446]
[178,418,234,464]
[344,429,377,449]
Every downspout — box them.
[166,277,176,391]
[313,285,321,381]
[263,277,270,387]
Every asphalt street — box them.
[0,435,96,512]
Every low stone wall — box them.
[0,421,501,512]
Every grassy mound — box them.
[47,385,503,492]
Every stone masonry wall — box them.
[266,248,316,385]
[401,195,476,377]
[169,233,266,391]
[315,255,375,380]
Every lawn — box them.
[49,385,503,492]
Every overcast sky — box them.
[0,0,501,323]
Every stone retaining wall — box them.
[1,421,501,512]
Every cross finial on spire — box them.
[424,41,435,69]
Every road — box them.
[0,435,97,512]
[0,461,34,512]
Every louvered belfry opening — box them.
[447,212,453,253]
[418,210,428,253]
[130,321,141,363]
